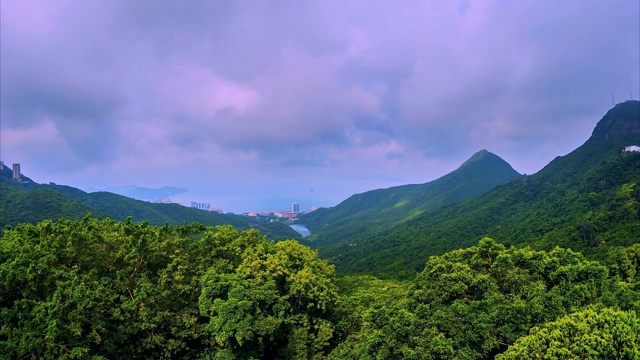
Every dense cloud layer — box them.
[2,0,638,212]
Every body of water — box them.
[289,224,311,237]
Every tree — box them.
[199,239,338,359]
[496,308,640,359]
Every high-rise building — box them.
[292,202,300,213]
[12,163,21,181]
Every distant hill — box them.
[85,185,188,201]
[0,172,300,240]
[301,149,522,251]
[0,185,109,226]
[307,100,640,279]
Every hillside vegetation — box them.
[0,175,299,241]
[302,149,521,249]
[0,185,108,226]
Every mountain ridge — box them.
[307,100,640,278]
[0,172,300,240]
[85,185,189,201]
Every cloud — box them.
[394,0,639,159]
[1,0,638,211]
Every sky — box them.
[1,0,639,213]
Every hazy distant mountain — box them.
[301,149,522,246]
[309,100,640,279]
[0,173,300,240]
[85,185,188,201]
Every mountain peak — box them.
[473,149,490,156]
[464,149,490,162]
[590,100,640,141]
[458,149,518,174]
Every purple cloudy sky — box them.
[2,0,639,213]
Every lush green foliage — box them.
[331,238,640,359]
[0,218,336,359]
[496,308,640,359]
[1,218,639,359]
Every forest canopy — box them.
[0,217,337,359]
[1,218,639,359]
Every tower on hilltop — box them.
[12,163,21,181]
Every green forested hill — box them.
[309,100,640,278]
[0,185,109,226]
[0,174,299,240]
[301,149,521,245]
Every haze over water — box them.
[289,224,311,238]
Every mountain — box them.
[301,149,522,249]
[0,172,300,240]
[85,185,188,201]
[307,100,640,279]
